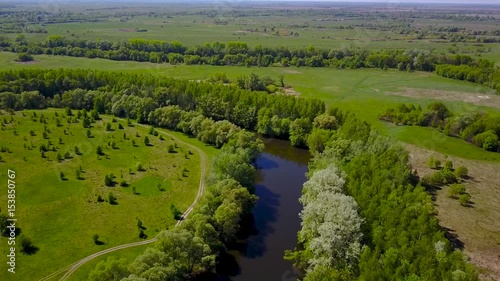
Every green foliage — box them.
[19,234,37,254]
[444,160,453,170]
[107,192,117,204]
[88,257,129,281]
[170,203,181,220]
[15,52,34,62]
[92,234,99,244]
[381,102,500,153]
[96,145,103,156]
[454,166,468,179]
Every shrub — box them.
[93,234,99,244]
[16,53,34,62]
[454,166,469,179]
[19,234,37,254]
[104,174,113,186]
[434,159,441,169]
[170,204,182,220]
[459,194,471,207]
[96,145,103,155]
[118,123,124,129]
[136,162,145,171]
[108,192,117,204]
[168,144,175,153]
[447,184,466,198]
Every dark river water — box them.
[218,137,310,281]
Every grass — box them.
[0,108,214,281]
[1,52,500,161]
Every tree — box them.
[459,194,471,206]
[144,136,150,146]
[96,145,103,155]
[428,156,435,169]
[444,160,453,170]
[87,129,92,138]
[16,53,34,62]
[104,174,113,187]
[65,107,73,116]
[74,145,81,155]
[454,166,468,179]
[83,117,91,128]
[170,204,182,220]
[214,201,241,243]
[108,192,117,204]
[93,234,100,244]
[60,171,65,180]
[76,169,82,180]
[136,162,145,171]
[105,122,112,131]
[447,184,466,199]
[118,123,124,129]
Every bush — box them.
[118,123,124,129]
[454,166,469,179]
[444,160,453,170]
[19,234,37,254]
[16,53,34,62]
[434,159,441,169]
[104,174,113,186]
[93,234,100,244]
[170,204,182,220]
[107,192,117,204]
[447,184,466,198]
[96,145,103,155]
[136,162,145,171]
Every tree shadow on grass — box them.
[22,245,39,255]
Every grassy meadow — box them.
[0,108,216,281]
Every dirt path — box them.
[38,123,208,281]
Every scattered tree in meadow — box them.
[76,169,82,180]
[104,174,113,187]
[107,192,117,204]
[144,136,150,146]
[96,145,103,156]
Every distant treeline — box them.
[286,110,478,280]
[380,102,500,153]
[4,35,500,93]
[0,69,324,148]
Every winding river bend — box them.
[218,138,310,281]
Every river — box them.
[217,137,310,281]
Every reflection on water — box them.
[217,137,310,281]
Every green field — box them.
[0,109,216,281]
[2,52,499,161]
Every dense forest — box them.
[4,35,500,93]
[379,102,500,152]
[285,110,478,280]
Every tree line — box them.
[286,109,478,280]
[5,35,499,93]
[0,69,325,147]
[380,102,500,152]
